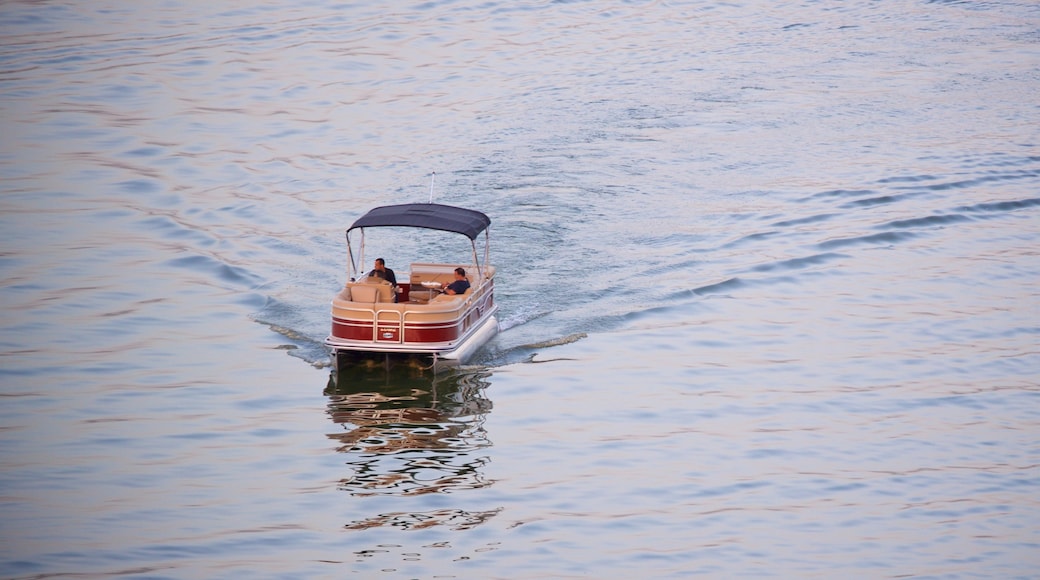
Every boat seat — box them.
[432,293,463,303]
[347,279,395,303]
[348,284,378,303]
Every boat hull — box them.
[328,312,498,370]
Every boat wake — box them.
[519,332,588,350]
[477,331,588,367]
[497,303,552,332]
[253,316,333,368]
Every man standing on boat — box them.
[367,258,398,301]
[444,267,470,295]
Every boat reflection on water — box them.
[325,364,496,528]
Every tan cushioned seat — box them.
[349,285,378,303]
[348,279,394,303]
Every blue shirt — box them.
[446,278,470,294]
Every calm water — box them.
[2,0,1039,578]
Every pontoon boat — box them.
[325,202,498,369]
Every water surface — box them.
[2,0,1038,577]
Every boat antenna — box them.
[428,171,436,203]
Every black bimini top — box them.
[348,203,491,240]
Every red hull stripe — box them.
[331,291,494,346]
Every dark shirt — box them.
[367,267,397,286]
[446,278,470,295]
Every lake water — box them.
[2,0,1039,578]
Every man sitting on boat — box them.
[444,267,470,295]
[367,258,398,301]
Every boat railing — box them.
[332,279,494,344]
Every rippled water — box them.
[2,0,1039,577]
